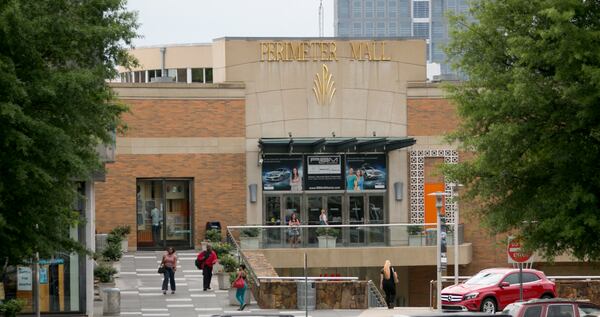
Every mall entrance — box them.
[263,193,386,248]
[136,178,194,250]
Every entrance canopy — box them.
[258,137,416,154]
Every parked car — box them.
[441,268,556,313]
[263,168,291,182]
[502,298,600,317]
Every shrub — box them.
[408,225,423,235]
[229,271,238,284]
[0,299,25,317]
[102,242,122,262]
[94,263,118,283]
[206,229,221,242]
[106,233,122,245]
[315,227,340,237]
[240,227,260,237]
[110,225,131,238]
[219,254,239,273]
[211,242,233,258]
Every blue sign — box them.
[39,267,48,284]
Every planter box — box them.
[317,236,337,248]
[121,239,129,253]
[240,237,260,250]
[217,272,231,290]
[228,287,252,306]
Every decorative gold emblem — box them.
[313,64,336,106]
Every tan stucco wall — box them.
[121,44,213,72]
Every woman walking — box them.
[380,260,398,309]
[161,247,178,294]
[234,264,248,311]
[288,213,301,248]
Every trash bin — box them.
[297,281,316,310]
[425,228,437,246]
[102,288,120,316]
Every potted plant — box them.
[240,227,261,250]
[110,225,131,253]
[202,228,221,251]
[228,271,252,306]
[316,227,340,248]
[216,254,238,290]
[408,225,424,246]
[94,262,118,289]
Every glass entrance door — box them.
[136,179,193,250]
[264,196,282,247]
[306,196,323,246]
[368,195,385,244]
[348,196,365,244]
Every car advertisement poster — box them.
[305,155,344,190]
[345,154,387,190]
[262,155,304,191]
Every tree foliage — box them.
[444,0,600,261]
[0,0,137,264]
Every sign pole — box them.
[304,253,308,317]
[519,263,523,301]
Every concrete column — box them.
[85,181,95,316]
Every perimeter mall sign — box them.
[260,41,392,62]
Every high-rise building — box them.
[334,0,470,79]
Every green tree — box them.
[0,0,137,264]
[445,0,600,261]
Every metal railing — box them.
[367,279,387,308]
[226,228,260,287]
[227,223,464,250]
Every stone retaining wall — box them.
[255,280,368,309]
[556,280,600,304]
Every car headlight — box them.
[464,292,479,300]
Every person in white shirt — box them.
[151,207,162,243]
[319,209,328,225]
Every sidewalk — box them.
[93,250,435,317]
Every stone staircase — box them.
[242,250,278,278]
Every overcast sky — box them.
[126,0,335,47]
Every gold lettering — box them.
[302,42,311,61]
[268,43,277,61]
[329,42,338,61]
[380,41,391,61]
[276,42,285,61]
[312,43,319,61]
[320,43,328,60]
[286,42,299,61]
[260,42,269,61]
[350,42,362,60]
[363,43,373,61]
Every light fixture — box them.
[249,184,258,203]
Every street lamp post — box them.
[449,183,463,285]
[428,191,448,311]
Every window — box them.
[339,0,350,18]
[547,305,575,317]
[365,0,373,18]
[524,306,543,317]
[389,22,397,36]
[191,68,204,83]
[353,22,362,35]
[148,69,161,82]
[413,22,429,38]
[503,273,521,285]
[376,22,386,36]
[352,0,362,18]
[413,1,429,18]
[205,68,213,83]
[177,68,187,83]
[134,71,145,83]
[376,0,385,17]
[389,0,397,17]
[522,272,540,283]
[365,22,374,36]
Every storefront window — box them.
[369,195,385,244]
[349,196,365,244]
[136,179,192,249]
[264,196,281,247]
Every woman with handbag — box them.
[161,247,177,295]
[380,259,399,309]
[232,264,248,311]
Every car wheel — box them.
[481,298,497,314]
[541,294,553,299]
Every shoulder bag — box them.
[232,276,245,289]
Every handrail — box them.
[257,276,358,281]
[440,275,600,281]
[367,280,387,308]
[226,228,260,287]
[228,223,451,229]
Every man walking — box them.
[196,244,218,291]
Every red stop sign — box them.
[507,238,532,263]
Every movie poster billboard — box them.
[305,155,344,190]
[262,155,304,191]
[345,154,387,190]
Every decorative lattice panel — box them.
[409,149,459,224]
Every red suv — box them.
[441,268,556,313]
